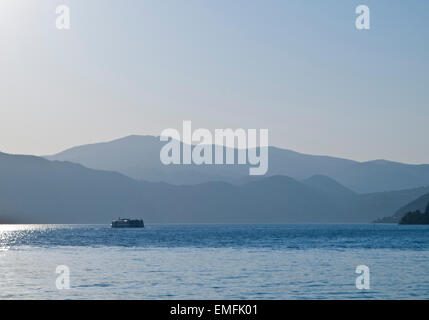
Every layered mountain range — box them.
[46,135,429,193]
[1,135,429,223]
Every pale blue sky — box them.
[0,0,428,163]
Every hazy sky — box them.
[1,0,428,163]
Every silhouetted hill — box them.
[0,152,157,223]
[393,193,429,221]
[302,175,356,197]
[373,189,429,223]
[3,152,429,224]
[399,209,429,225]
[45,135,244,185]
[46,135,429,193]
[399,201,429,224]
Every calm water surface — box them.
[0,224,428,299]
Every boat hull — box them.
[111,219,144,228]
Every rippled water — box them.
[0,224,428,299]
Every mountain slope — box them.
[302,174,356,197]
[46,135,429,193]
[45,135,245,185]
[391,193,429,221]
[2,152,429,224]
[0,152,158,223]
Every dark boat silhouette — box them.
[111,218,144,228]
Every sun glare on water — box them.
[0,225,33,232]
[0,225,46,252]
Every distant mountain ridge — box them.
[46,135,429,193]
[2,151,429,224]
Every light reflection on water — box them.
[0,224,428,299]
[0,225,34,252]
[1,223,429,250]
[0,225,60,252]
